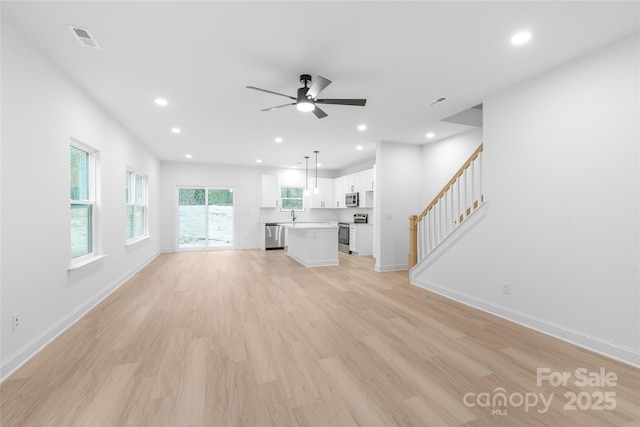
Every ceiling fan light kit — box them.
[296,100,315,112]
[247,74,366,119]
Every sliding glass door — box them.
[178,187,234,249]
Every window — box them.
[126,170,147,241]
[70,143,96,261]
[178,187,234,249]
[281,186,304,211]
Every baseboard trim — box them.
[411,278,640,368]
[0,252,161,382]
[287,252,338,267]
[375,263,408,272]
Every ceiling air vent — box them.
[427,96,449,106]
[67,25,101,50]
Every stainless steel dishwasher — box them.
[265,223,285,249]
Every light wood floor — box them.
[1,250,638,426]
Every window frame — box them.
[126,169,148,244]
[70,140,99,267]
[280,186,305,212]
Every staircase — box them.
[409,144,485,271]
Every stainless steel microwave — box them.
[345,192,359,207]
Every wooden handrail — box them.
[409,143,484,271]
[416,143,484,222]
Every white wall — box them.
[160,162,265,251]
[1,19,161,379]
[375,141,423,271]
[421,128,483,205]
[413,35,639,365]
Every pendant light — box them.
[313,151,319,194]
[303,156,310,196]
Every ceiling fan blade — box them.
[316,98,367,106]
[261,103,296,111]
[246,86,296,100]
[312,106,328,119]
[306,76,332,99]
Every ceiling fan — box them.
[246,74,366,119]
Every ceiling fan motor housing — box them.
[299,74,312,86]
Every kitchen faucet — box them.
[290,209,296,222]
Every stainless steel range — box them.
[353,213,368,223]
[338,214,368,254]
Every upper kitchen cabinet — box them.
[310,178,334,208]
[344,169,374,193]
[346,172,361,193]
[363,168,374,192]
[333,176,348,208]
[332,168,375,208]
[359,168,375,208]
[261,175,279,208]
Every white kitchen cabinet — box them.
[363,168,374,191]
[349,225,356,252]
[333,176,347,208]
[310,178,334,208]
[346,173,355,193]
[332,168,375,209]
[346,172,362,193]
[346,169,373,193]
[358,168,375,208]
[261,175,279,208]
[349,224,373,256]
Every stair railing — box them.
[409,144,484,269]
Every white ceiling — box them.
[3,1,639,171]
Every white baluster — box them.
[437,198,442,245]
[444,188,450,237]
[430,209,435,253]
[417,220,423,260]
[470,160,475,211]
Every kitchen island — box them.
[280,223,339,267]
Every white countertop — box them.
[280,222,338,230]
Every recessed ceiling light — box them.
[171,127,181,134]
[426,132,435,138]
[185,154,192,159]
[357,124,367,131]
[256,159,262,163]
[356,145,364,151]
[317,163,322,168]
[511,31,532,45]
[155,98,168,106]
[275,137,283,143]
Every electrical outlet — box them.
[502,282,510,295]
[12,313,22,332]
